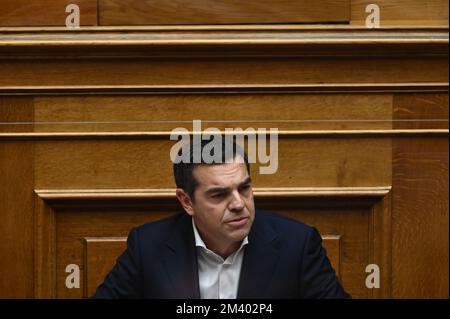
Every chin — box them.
[229,228,250,242]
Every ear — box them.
[175,188,195,216]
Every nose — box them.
[229,189,245,212]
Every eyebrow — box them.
[205,177,252,195]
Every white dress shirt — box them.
[192,218,249,299]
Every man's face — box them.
[180,160,255,249]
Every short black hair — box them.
[173,136,250,202]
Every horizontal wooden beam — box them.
[1,25,447,31]
[0,83,448,95]
[35,186,392,201]
[0,27,447,58]
[1,129,447,140]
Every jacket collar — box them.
[237,210,280,298]
[162,213,201,298]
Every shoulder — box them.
[256,209,314,232]
[254,209,316,239]
[131,212,190,243]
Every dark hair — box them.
[173,136,250,202]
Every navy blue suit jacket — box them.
[93,210,350,299]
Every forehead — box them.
[193,162,249,187]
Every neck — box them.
[195,223,241,259]
[208,240,241,260]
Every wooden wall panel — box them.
[56,210,171,298]
[0,0,98,26]
[34,93,393,132]
[392,93,448,298]
[34,137,392,189]
[98,0,350,25]
[322,235,343,280]
[84,237,127,298]
[0,97,34,133]
[0,97,34,298]
[393,93,448,130]
[392,136,448,298]
[0,0,447,27]
[1,58,447,87]
[351,0,449,26]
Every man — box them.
[93,138,350,299]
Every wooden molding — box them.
[0,27,447,58]
[35,186,392,201]
[1,25,448,31]
[321,235,343,279]
[1,129,448,141]
[34,195,56,298]
[370,189,392,298]
[0,83,448,95]
[83,237,127,298]
[35,187,392,209]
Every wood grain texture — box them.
[32,93,393,132]
[34,138,392,189]
[0,97,33,132]
[1,130,447,141]
[393,93,449,129]
[321,235,343,279]
[392,137,449,296]
[34,195,56,298]
[0,83,448,96]
[0,0,97,27]
[0,97,34,298]
[0,57,447,87]
[370,188,392,298]
[0,0,447,27]
[351,0,449,26]
[1,27,447,58]
[0,0,97,26]
[57,210,173,298]
[98,0,350,25]
[392,94,448,297]
[83,237,127,298]
[35,187,391,201]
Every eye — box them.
[211,192,227,199]
[239,184,251,192]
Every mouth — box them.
[225,216,249,227]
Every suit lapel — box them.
[237,212,279,298]
[162,214,200,299]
